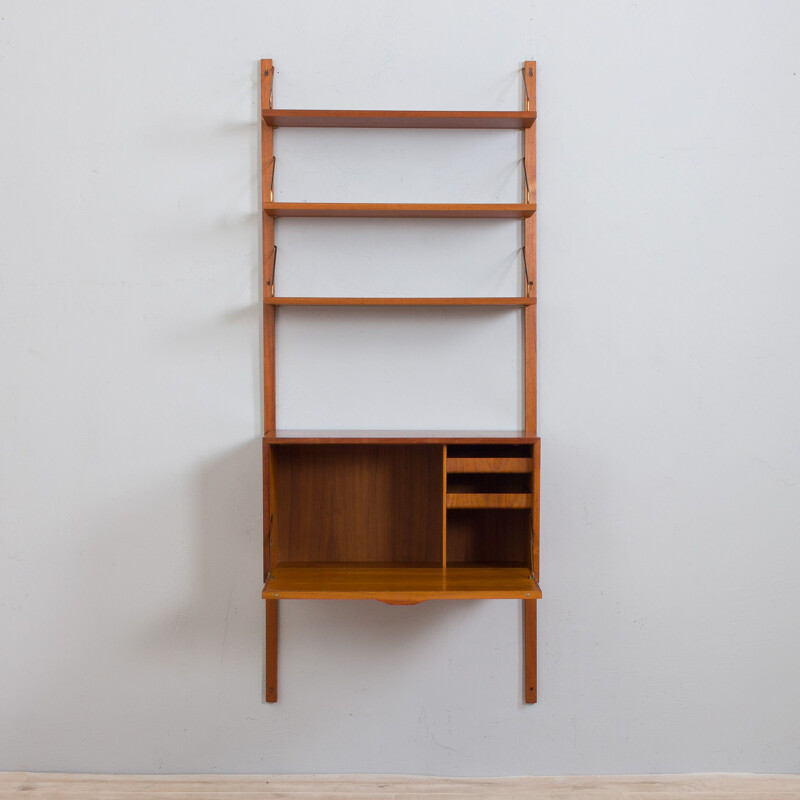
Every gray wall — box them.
[2,0,799,776]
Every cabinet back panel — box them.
[446,509,530,566]
[274,444,443,563]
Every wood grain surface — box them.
[446,493,533,509]
[273,445,443,564]
[263,109,536,128]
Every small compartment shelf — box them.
[446,493,533,509]
[447,457,533,473]
[445,445,533,508]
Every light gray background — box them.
[1,0,799,776]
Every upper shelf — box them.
[264,203,536,218]
[263,109,536,129]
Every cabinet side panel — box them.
[261,439,272,580]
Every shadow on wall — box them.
[3,437,503,771]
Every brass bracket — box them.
[266,245,277,296]
[265,65,273,109]
[522,246,535,297]
[267,155,276,202]
[522,156,530,203]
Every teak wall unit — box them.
[260,60,540,703]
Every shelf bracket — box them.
[522,246,535,297]
[266,245,277,297]
[523,69,532,111]
[264,63,274,109]
[267,155,276,203]
[522,156,531,204]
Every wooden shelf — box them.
[263,564,541,601]
[266,431,539,444]
[447,493,533,509]
[263,109,536,129]
[447,457,533,473]
[264,296,535,307]
[264,202,536,219]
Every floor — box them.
[1,773,799,799]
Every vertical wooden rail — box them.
[523,60,538,704]
[524,598,537,703]
[262,59,276,436]
[532,439,540,581]
[525,438,541,704]
[523,61,537,434]
[262,58,278,703]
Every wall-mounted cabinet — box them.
[259,61,540,703]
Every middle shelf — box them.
[264,296,535,306]
[264,202,536,218]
